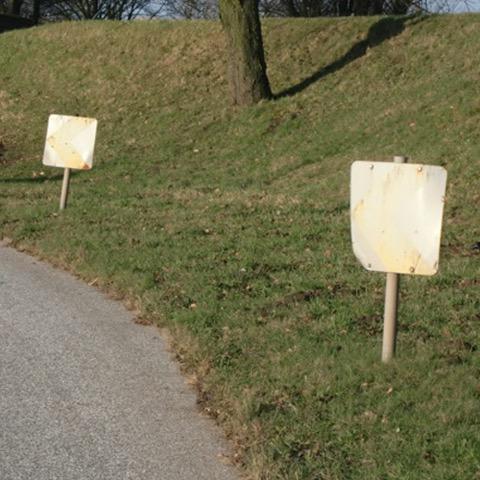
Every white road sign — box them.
[43,114,97,170]
[351,161,447,275]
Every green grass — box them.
[1,14,479,479]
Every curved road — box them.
[0,246,239,480]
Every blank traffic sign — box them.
[351,161,447,276]
[43,114,97,171]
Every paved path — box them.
[0,246,239,480]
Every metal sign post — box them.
[350,155,447,363]
[42,114,97,210]
[381,155,406,362]
[59,167,71,210]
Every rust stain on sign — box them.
[350,161,447,276]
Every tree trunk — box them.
[32,0,40,23]
[352,0,369,15]
[337,0,350,16]
[9,0,23,15]
[284,0,299,16]
[390,0,409,14]
[219,0,272,106]
[370,0,384,14]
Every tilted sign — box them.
[43,114,97,170]
[350,161,447,276]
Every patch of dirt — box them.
[457,278,480,288]
[276,288,328,306]
[354,314,383,336]
[0,237,13,247]
[258,284,349,319]
[442,243,479,257]
[133,315,153,326]
[272,283,348,308]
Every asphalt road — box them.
[0,246,239,480]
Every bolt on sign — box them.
[43,114,97,170]
[350,161,448,276]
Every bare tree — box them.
[258,0,412,16]
[7,0,154,20]
[40,0,152,19]
[1,0,24,14]
[157,0,217,18]
[257,0,476,16]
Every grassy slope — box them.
[1,15,479,479]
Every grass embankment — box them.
[1,15,479,479]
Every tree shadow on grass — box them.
[274,15,427,99]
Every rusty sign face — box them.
[42,114,97,170]
[350,161,447,276]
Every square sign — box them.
[351,161,447,276]
[43,114,97,170]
